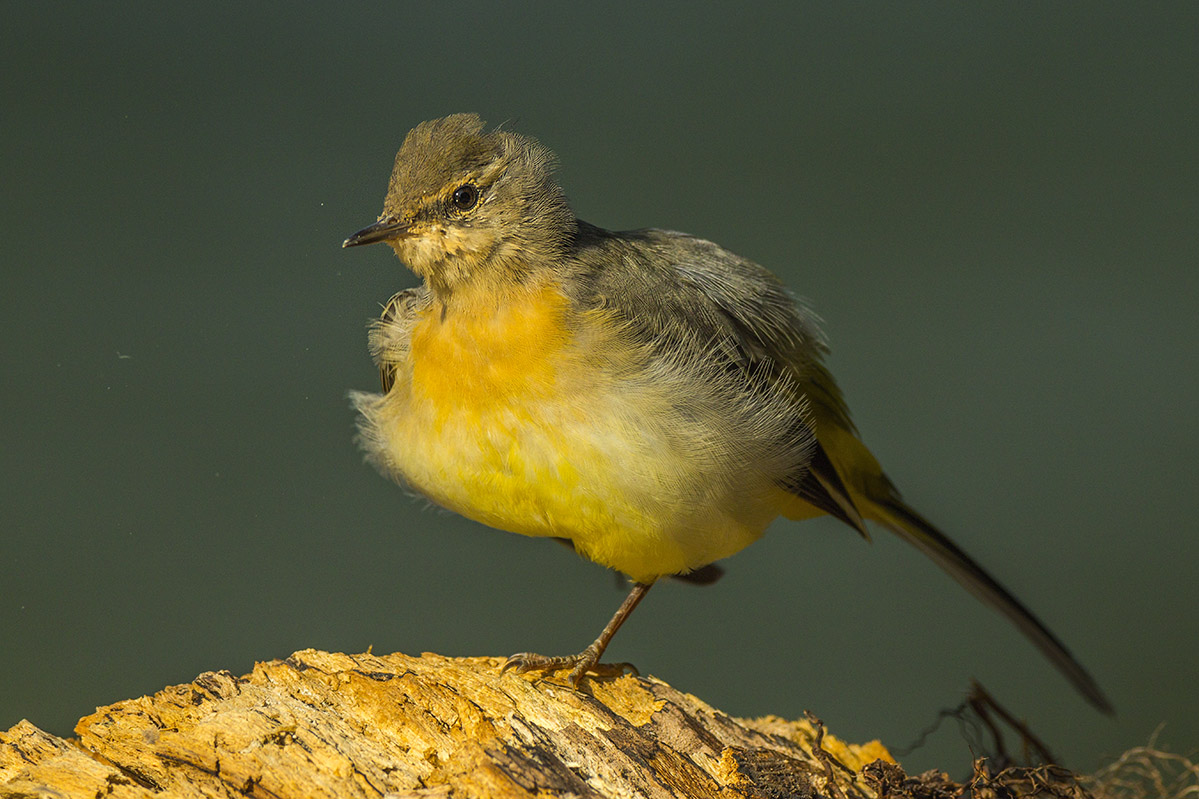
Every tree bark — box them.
[0,649,1083,798]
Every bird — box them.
[343,113,1111,714]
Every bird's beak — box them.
[343,217,411,248]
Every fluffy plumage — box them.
[345,114,1111,712]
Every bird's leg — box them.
[503,581,653,688]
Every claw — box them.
[501,652,575,675]
[500,582,653,689]
[501,650,637,688]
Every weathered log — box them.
[0,649,1093,798]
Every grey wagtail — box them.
[344,113,1111,714]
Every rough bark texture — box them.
[0,649,1092,799]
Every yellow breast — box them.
[373,283,598,530]
[408,283,571,423]
[356,280,780,583]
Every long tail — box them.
[788,361,1112,712]
[869,493,1114,715]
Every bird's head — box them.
[344,114,576,297]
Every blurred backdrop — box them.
[2,2,1196,775]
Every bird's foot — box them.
[502,644,637,689]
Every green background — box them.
[3,2,1196,775]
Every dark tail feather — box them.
[873,496,1114,715]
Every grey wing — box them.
[661,231,824,367]
[659,233,869,533]
[569,226,820,489]
[607,230,869,535]
[571,227,821,365]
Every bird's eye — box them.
[451,184,479,211]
